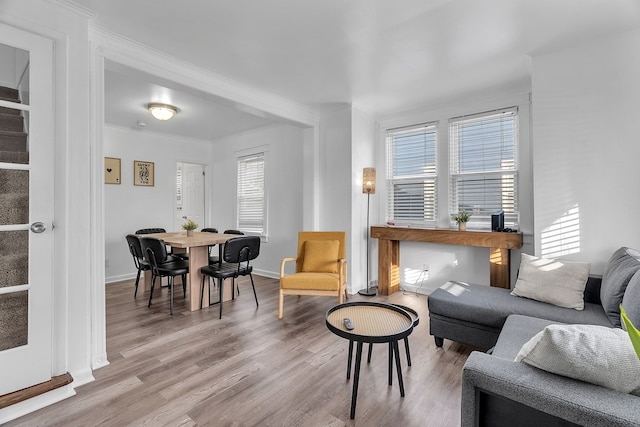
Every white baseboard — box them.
[0,384,75,424]
[106,273,136,284]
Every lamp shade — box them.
[147,103,178,121]
[362,167,376,194]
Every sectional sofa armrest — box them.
[461,351,640,427]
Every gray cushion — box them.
[601,247,640,327]
[428,281,612,329]
[622,270,640,330]
[492,315,561,360]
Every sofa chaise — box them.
[427,247,640,426]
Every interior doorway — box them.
[175,162,205,231]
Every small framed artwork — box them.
[104,157,121,184]
[134,160,154,186]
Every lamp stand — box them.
[358,192,376,296]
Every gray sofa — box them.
[427,247,640,426]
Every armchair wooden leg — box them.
[278,289,284,319]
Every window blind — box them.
[449,107,518,227]
[386,123,438,226]
[237,153,265,234]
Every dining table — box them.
[141,231,238,312]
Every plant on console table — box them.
[453,210,471,231]
[182,219,198,237]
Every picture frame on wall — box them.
[134,160,154,186]
[104,157,121,184]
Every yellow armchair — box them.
[279,231,348,319]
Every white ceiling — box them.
[69,0,640,140]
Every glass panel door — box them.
[0,25,54,396]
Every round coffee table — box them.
[326,302,414,419]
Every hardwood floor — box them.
[7,276,478,426]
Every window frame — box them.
[385,122,438,227]
[448,107,519,229]
[236,150,267,238]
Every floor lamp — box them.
[359,167,377,296]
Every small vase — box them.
[187,229,194,237]
[458,222,467,231]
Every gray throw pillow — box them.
[511,253,590,310]
[516,324,640,395]
[601,247,640,327]
[622,270,640,331]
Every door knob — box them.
[30,222,46,233]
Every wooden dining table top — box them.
[141,231,237,248]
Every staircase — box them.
[0,84,29,351]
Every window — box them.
[449,107,518,228]
[237,152,265,235]
[385,123,438,226]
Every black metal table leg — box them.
[404,337,411,366]
[347,340,353,380]
[350,341,364,420]
[388,342,393,386]
[393,340,405,397]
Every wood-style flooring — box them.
[7,276,478,426]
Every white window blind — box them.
[449,107,518,228]
[237,153,265,234]
[386,123,438,226]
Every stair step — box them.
[0,86,19,102]
[0,170,28,194]
[0,112,24,132]
[0,130,27,152]
[0,151,28,164]
[0,193,29,225]
[0,106,21,116]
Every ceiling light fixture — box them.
[147,103,178,121]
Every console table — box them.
[370,226,523,294]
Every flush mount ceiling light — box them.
[147,103,178,121]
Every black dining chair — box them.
[140,237,190,315]
[125,234,150,298]
[201,227,220,264]
[223,229,244,235]
[199,235,260,319]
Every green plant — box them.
[621,305,640,360]
[453,210,471,224]
[181,219,198,231]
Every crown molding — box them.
[44,0,96,21]
[90,26,319,128]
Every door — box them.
[0,25,54,396]
[175,162,205,230]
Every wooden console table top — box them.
[370,226,523,294]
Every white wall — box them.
[211,124,305,277]
[531,28,640,273]
[103,125,212,282]
[375,90,533,293]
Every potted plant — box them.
[453,210,471,231]
[182,219,198,237]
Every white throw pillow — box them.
[511,253,590,310]
[515,324,640,395]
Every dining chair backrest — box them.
[223,236,260,264]
[135,228,166,235]
[126,233,145,262]
[201,228,218,233]
[223,229,244,235]
[140,237,169,271]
